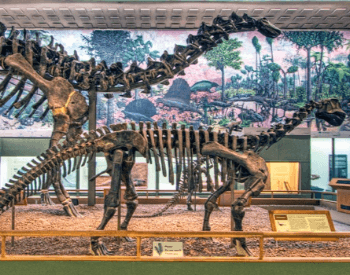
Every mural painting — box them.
[1,28,350,136]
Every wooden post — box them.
[88,88,97,206]
[11,199,15,247]
[136,237,141,258]
[259,236,264,260]
[1,236,5,258]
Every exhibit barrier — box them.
[0,230,349,262]
[38,189,338,200]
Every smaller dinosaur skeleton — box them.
[185,157,214,211]
[132,158,213,218]
[0,98,345,256]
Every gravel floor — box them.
[0,204,349,258]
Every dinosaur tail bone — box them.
[0,126,147,214]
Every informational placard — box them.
[153,242,183,257]
[269,210,338,241]
[329,154,347,181]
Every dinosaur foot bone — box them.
[62,199,83,217]
[117,236,135,243]
[90,237,113,256]
[230,238,253,257]
[40,190,55,206]
[187,203,194,211]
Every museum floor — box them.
[0,204,349,257]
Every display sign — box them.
[269,210,338,241]
[329,154,347,181]
[153,242,183,257]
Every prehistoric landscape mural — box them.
[1,28,350,137]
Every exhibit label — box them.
[269,210,338,241]
[153,242,183,257]
[273,213,331,232]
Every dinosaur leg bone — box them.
[91,150,124,256]
[230,174,266,257]
[202,183,230,231]
[40,113,76,214]
[40,170,56,206]
[202,141,269,256]
[119,158,138,242]
[51,168,81,217]
[186,189,194,211]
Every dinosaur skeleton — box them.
[0,98,345,256]
[0,12,281,216]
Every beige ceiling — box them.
[0,1,349,30]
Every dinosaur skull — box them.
[315,98,346,127]
[256,18,282,38]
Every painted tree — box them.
[81,30,160,124]
[266,37,274,62]
[241,65,254,89]
[323,62,350,97]
[80,31,160,67]
[284,55,304,95]
[230,74,242,90]
[256,55,275,97]
[283,31,344,101]
[313,32,344,101]
[204,38,243,101]
[252,36,262,83]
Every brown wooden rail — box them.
[259,190,337,199]
[47,189,337,199]
[0,230,349,262]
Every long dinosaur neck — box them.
[253,101,319,152]
[0,13,272,95]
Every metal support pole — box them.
[76,166,80,198]
[194,189,197,211]
[230,166,236,246]
[117,189,121,245]
[155,168,159,197]
[88,89,97,206]
[331,138,335,192]
[11,200,15,247]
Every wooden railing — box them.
[259,190,337,199]
[0,230,349,262]
[52,189,337,199]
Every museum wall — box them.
[311,138,350,191]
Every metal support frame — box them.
[88,89,97,206]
